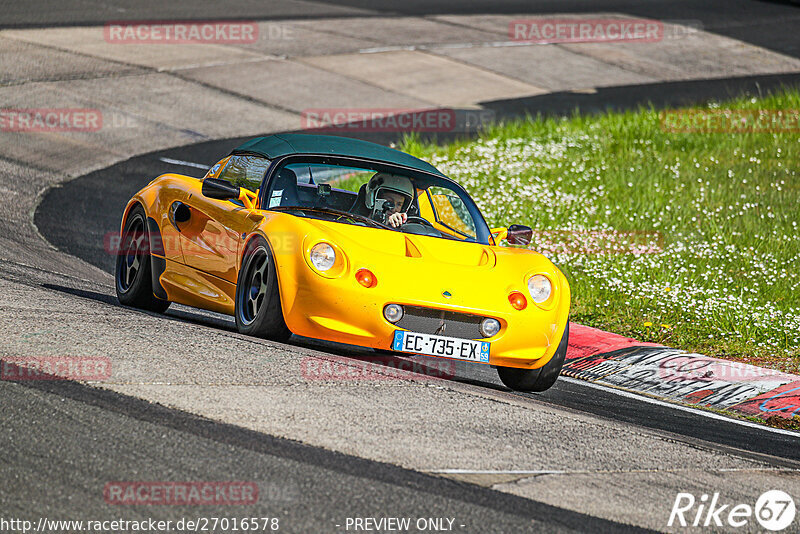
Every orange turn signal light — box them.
[356,268,377,288]
[508,291,527,310]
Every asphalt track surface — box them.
[8,1,800,532]
[2,0,800,67]
[4,376,648,533]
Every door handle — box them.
[169,201,191,230]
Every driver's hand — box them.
[387,212,407,228]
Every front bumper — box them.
[277,246,570,370]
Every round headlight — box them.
[480,318,501,338]
[309,242,336,271]
[383,304,404,323]
[527,275,552,303]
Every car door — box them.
[177,154,269,283]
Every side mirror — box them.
[507,224,532,246]
[202,178,240,201]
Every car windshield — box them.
[262,157,490,244]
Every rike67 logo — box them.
[669,490,796,531]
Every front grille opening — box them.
[394,305,487,340]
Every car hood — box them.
[295,216,562,284]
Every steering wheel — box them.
[403,216,436,228]
[401,216,441,237]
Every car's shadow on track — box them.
[42,283,118,305]
[41,282,510,393]
[42,282,238,331]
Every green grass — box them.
[400,88,800,374]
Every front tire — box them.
[115,204,170,313]
[497,322,569,392]
[235,237,292,342]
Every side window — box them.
[204,156,230,179]
[219,155,270,192]
[428,187,476,239]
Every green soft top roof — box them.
[232,133,444,176]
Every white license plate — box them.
[391,330,490,363]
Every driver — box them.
[365,173,415,228]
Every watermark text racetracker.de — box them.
[668,489,796,531]
[0,109,102,132]
[301,355,456,382]
[301,108,495,134]
[658,354,795,382]
[0,517,280,533]
[105,231,299,257]
[107,228,664,258]
[104,481,258,506]
[528,229,664,256]
[661,109,800,133]
[0,108,145,132]
[509,18,702,44]
[103,20,294,44]
[104,21,257,44]
[1,356,111,381]
[509,18,663,43]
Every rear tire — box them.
[115,204,170,313]
[497,322,569,392]
[235,237,292,342]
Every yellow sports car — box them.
[116,134,570,391]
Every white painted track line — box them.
[159,157,209,169]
